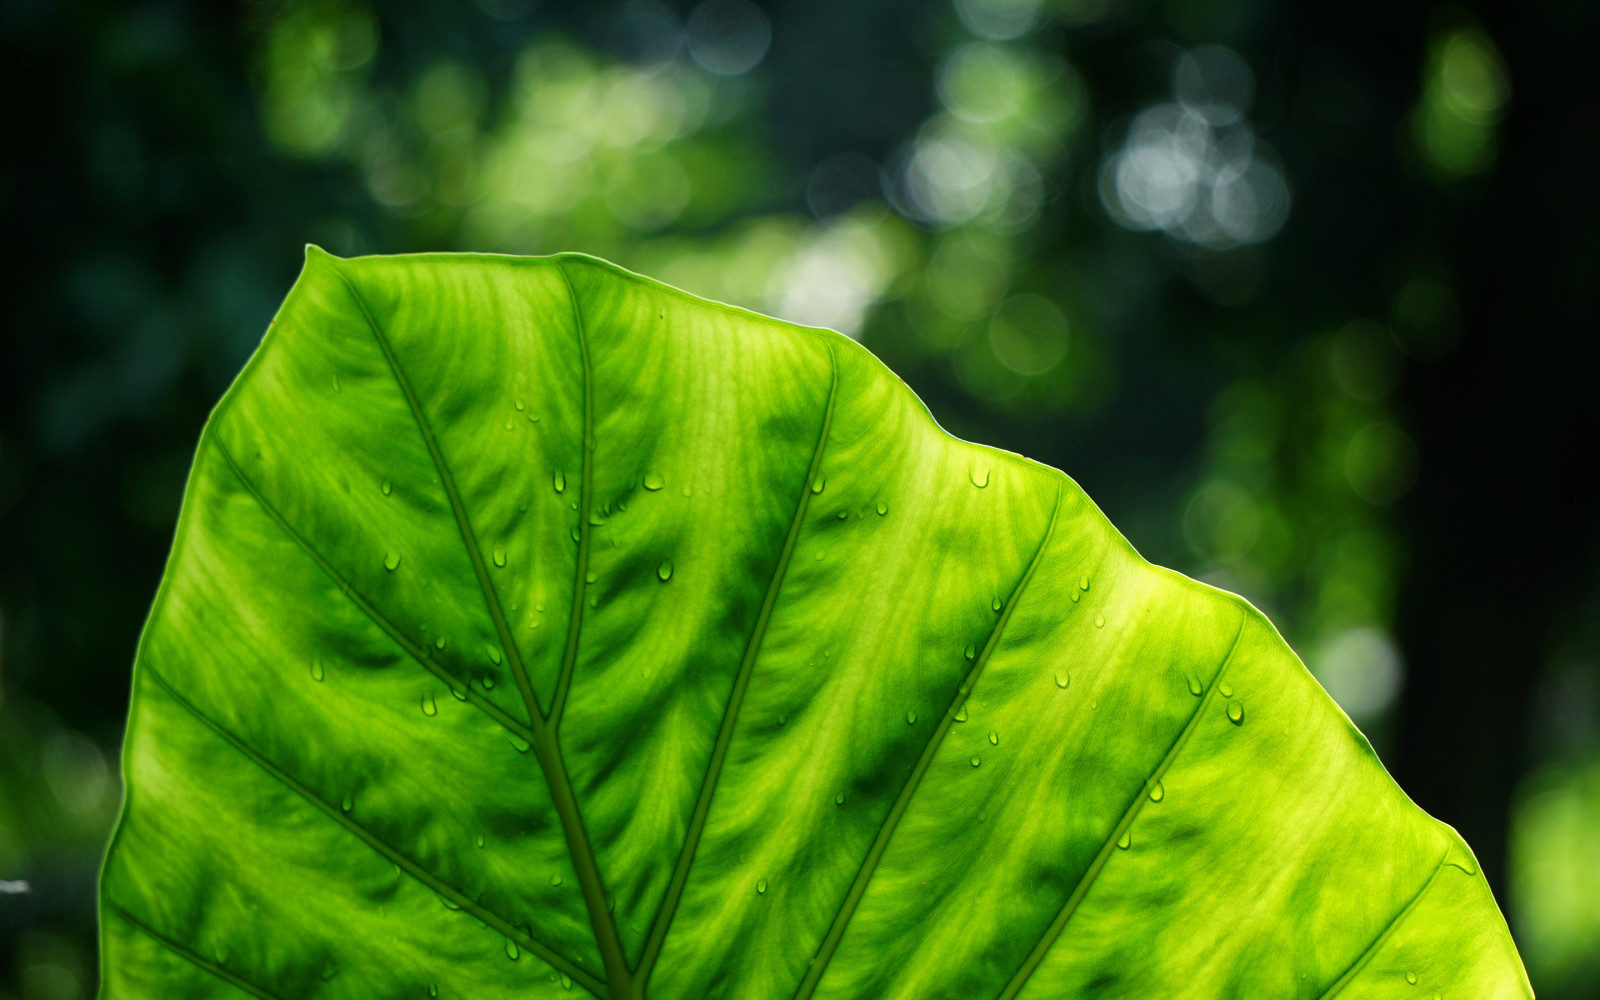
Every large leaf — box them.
[100,249,1530,1000]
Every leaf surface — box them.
[99,249,1531,1000]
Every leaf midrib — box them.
[331,261,632,997]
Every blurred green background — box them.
[1,0,1596,996]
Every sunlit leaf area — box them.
[0,1,1595,997]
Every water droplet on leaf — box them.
[1055,671,1070,689]
[811,473,826,494]
[1219,682,1233,698]
[493,548,506,568]
[643,470,665,491]
[756,877,768,894]
[988,731,999,745]
[1227,701,1244,725]
[970,755,982,767]
[1149,781,1164,802]
[384,550,401,572]
[310,660,325,682]
[1094,615,1105,628]
[1079,575,1090,591]
[1118,829,1131,850]
[505,939,520,961]
[1187,676,1203,696]
[341,793,353,812]
[553,472,566,493]
[550,873,563,886]
[954,704,969,722]
[834,791,846,806]
[906,709,917,724]
[876,501,888,515]
[970,468,990,488]
[1405,972,1417,985]
[421,694,437,717]
[381,480,392,496]
[964,643,977,660]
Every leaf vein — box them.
[213,437,535,743]
[792,484,1065,1000]
[1314,847,1451,1000]
[107,899,285,1000]
[993,612,1249,1000]
[635,346,840,987]
[550,262,595,728]
[140,662,606,997]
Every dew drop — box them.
[493,548,506,568]
[381,480,392,496]
[964,643,977,660]
[836,510,848,520]
[1079,575,1090,591]
[1187,676,1203,697]
[475,835,485,849]
[756,877,768,895]
[1055,671,1070,689]
[1149,781,1165,802]
[1227,701,1244,725]
[439,894,461,911]
[332,374,342,393]
[970,755,982,767]
[834,791,846,806]
[587,594,598,609]
[585,570,598,585]
[810,473,826,494]
[384,550,401,572]
[657,560,674,582]
[451,687,467,702]
[509,735,531,753]
[954,704,969,723]
[643,470,665,491]
[1117,829,1131,850]
[1094,615,1105,628]
[876,501,888,516]
[992,597,1003,612]
[550,873,563,887]
[505,939,520,961]
[429,985,438,997]
[435,636,446,650]
[341,793,353,813]
[553,472,566,493]
[561,974,573,991]
[421,693,437,717]
[215,945,230,965]
[680,484,692,497]
[906,709,917,724]
[988,731,999,745]
[571,527,581,542]
[1219,682,1233,698]
[310,659,325,682]
[487,646,502,666]
[505,419,514,431]
[1405,972,1417,985]
[970,468,990,488]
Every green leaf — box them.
[100,248,1530,1000]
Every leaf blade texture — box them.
[99,249,1532,999]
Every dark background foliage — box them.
[2,0,1596,996]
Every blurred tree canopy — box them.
[1,1,1595,997]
